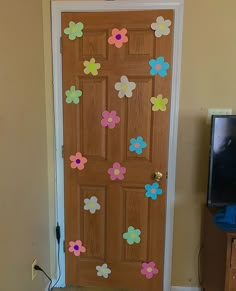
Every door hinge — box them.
[60,36,62,54]
[166,171,168,179]
[61,145,64,159]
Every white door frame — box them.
[51,0,184,289]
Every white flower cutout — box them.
[96,263,111,278]
[151,16,171,37]
[84,196,101,214]
[115,76,136,98]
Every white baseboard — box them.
[45,285,200,291]
[45,286,201,291]
[171,287,201,291]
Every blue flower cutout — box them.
[145,182,163,200]
[129,136,147,154]
[149,57,170,77]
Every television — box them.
[207,115,236,207]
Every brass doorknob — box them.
[153,171,163,182]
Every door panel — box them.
[62,10,174,291]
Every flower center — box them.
[147,267,153,273]
[101,268,106,273]
[135,143,140,148]
[156,64,162,70]
[76,159,81,164]
[122,85,128,91]
[72,27,78,33]
[114,169,120,175]
[107,117,113,122]
[159,24,165,30]
[156,100,162,107]
[130,233,136,239]
[89,202,95,209]
[115,34,122,40]
[89,63,95,71]
[74,245,80,251]
[151,188,156,194]
[71,92,76,97]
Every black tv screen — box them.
[207,115,236,207]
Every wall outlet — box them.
[207,108,232,124]
[31,259,37,280]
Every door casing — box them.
[51,0,184,289]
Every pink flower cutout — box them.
[141,262,159,279]
[69,240,86,256]
[108,162,126,180]
[70,152,87,170]
[108,28,128,48]
[101,110,120,129]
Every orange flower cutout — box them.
[69,240,86,256]
[108,28,128,48]
[70,152,87,170]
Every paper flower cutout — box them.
[108,28,128,48]
[151,16,171,37]
[101,110,120,129]
[84,196,101,214]
[123,226,141,245]
[70,152,88,170]
[64,21,84,40]
[83,58,101,76]
[69,240,86,256]
[96,263,111,278]
[108,162,126,181]
[65,86,82,104]
[149,57,170,77]
[129,136,147,154]
[145,182,162,200]
[115,76,136,98]
[150,94,168,112]
[141,262,159,279]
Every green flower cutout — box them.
[150,94,168,112]
[64,21,84,40]
[65,86,82,104]
[123,226,141,245]
[83,58,101,76]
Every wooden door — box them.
[62,10,174,291]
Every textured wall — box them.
[0,0,50,290]
[172,0,236,286]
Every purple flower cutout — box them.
[101,110,120,129]
[141,261,159,279]
[108,162,126,180]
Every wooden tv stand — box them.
[202,207,236,291]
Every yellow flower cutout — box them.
[83,58,101,76]
[150,94,168,112]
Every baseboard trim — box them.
[45,285,200,291]
[171,287,201,291]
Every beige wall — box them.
[172,0,236,286]
[0,0,50,290]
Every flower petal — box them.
[149,261,155,268]
[113,162,121,169]
[77,164,85,170]
[157,56,164,64]
[115,42,123,48]
[112,28,120,36]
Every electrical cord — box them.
[34,265,52,283]
[49,239,61,290]
[34,224,61,291]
